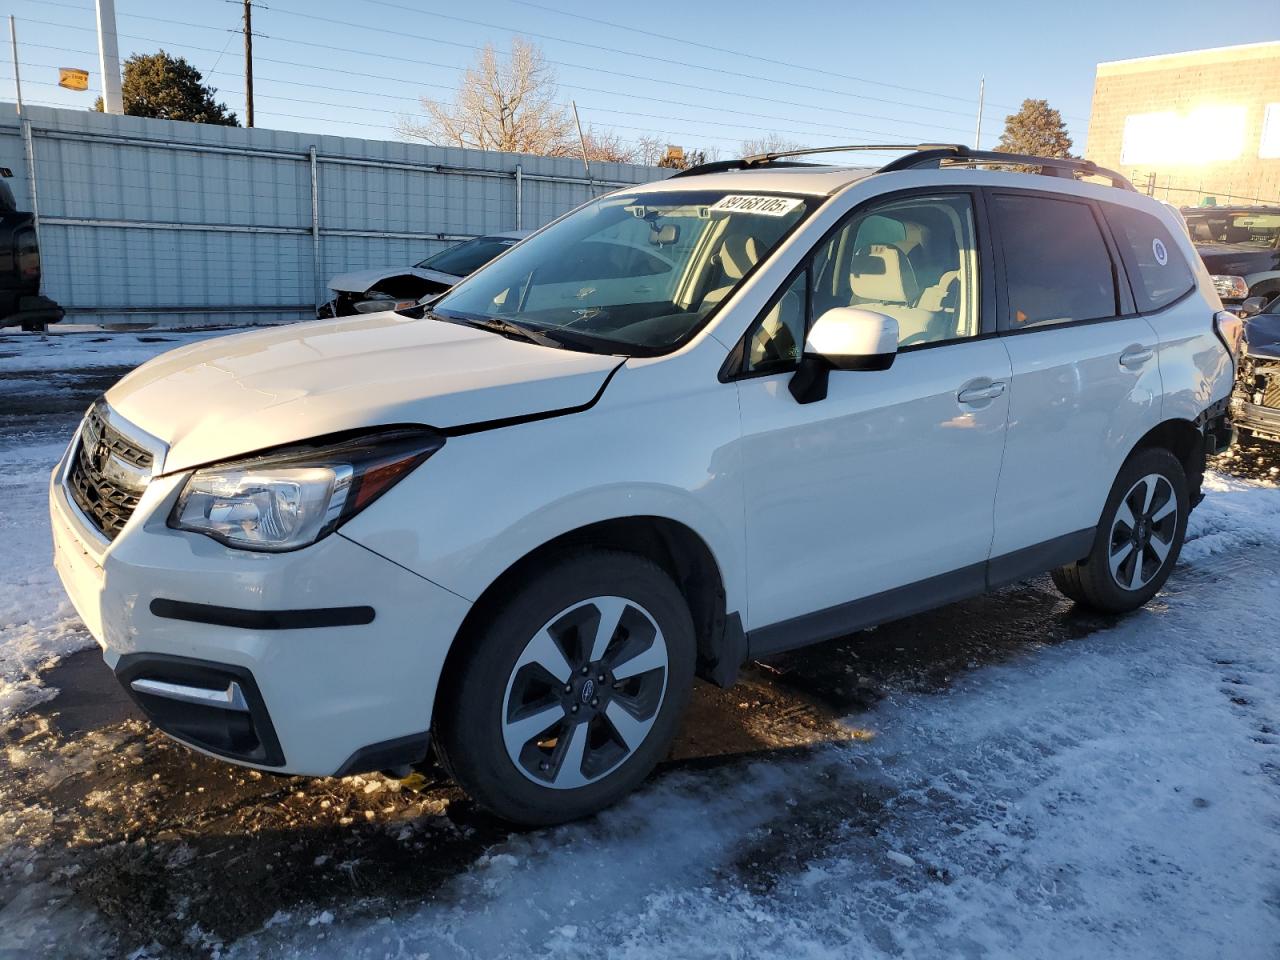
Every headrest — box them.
[855,214,907,248]
[850,244,918,305]
[719,235,760,280]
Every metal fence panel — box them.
[0,103,665,328]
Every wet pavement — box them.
[2,339,1278,957]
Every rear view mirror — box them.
[789,308,898,404]
[649,224,679,246]
[1240,296,1267,318]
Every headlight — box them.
[170,428,444,552]
[354,298,417,314]
[1212,275,1249,300]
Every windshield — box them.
[1185,210,1280,248]
[416,236,520,276]
[432,190,814,355]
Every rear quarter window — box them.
[1102,203,1196,313]
[991,193,1118,330]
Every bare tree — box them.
[576,127,639,164]
[398,38,576,155]
[632,136,670,167]
[739,133,804,158]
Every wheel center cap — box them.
[580,678,596,704]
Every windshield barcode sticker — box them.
[710,195,804,217]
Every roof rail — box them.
[669,143,1136,191]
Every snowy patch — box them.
[0,439,95,719]
[218,476,1280,960]
[0,331,229,375]
[0,334,209,719]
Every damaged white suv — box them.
[51,145,1239,825]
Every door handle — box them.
[957,381,1006,404]
[1120,346,1154,368]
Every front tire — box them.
[1051,447,1189,613]
[434,550,695,825]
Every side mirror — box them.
[1239,296,1267,318]
[789,308,898,404]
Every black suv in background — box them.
[1184,206,1280,308]
[0,169,62,331]
[1233,292,1280,444]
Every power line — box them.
[20,0,1089,127]
[27,0,987,133]
[354,0,993,121]
[506,0,1081,120]
[247,3,983,136]
[17,17,975,145]
[2,65,947,151]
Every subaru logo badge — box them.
[580,678,595,703]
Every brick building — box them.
[1086,42,1280,206]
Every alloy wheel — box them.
[501,596,669,789]
[1108,472,1179,592]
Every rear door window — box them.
[992,194,1118,330]
[1102,203,1197,312]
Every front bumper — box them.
[1232,398,1280,442]
[49,438,471,776]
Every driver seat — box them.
[701,234,761,309]
[849,244,937,343]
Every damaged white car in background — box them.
[318,231,528,317]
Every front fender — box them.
[339,360,748,622]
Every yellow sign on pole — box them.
[58,67,89,91]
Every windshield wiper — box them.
[430,311,622,354]
[433,312,563,349]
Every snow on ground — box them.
[0,330,228,374]
[0,333,226,718]
[0,437,90,718]
[216,476,1280,960]
[1,333,1279,958]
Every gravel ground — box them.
[1,330,1278,959]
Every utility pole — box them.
[94,0,123,114]
[242,0,254,127]
[571,100,592,188]
[8,16,22,113]
[973,76,985,149]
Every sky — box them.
[4,0,1278,162]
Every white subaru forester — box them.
[50,145,1240,824]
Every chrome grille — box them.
[67,405,154,540]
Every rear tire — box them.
[1051,447,1189,613]
[434,549,695,826]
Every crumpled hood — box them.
[105,312,621,473]
[1244,313,1280,362]
[328,266,460,294]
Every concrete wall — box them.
[1086,42,1280,206]
[0,103,666,328]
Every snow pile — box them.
[0,334,221,718]
[0,439,92,718]
[220,477,1280,959]
[0,331,227,375]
